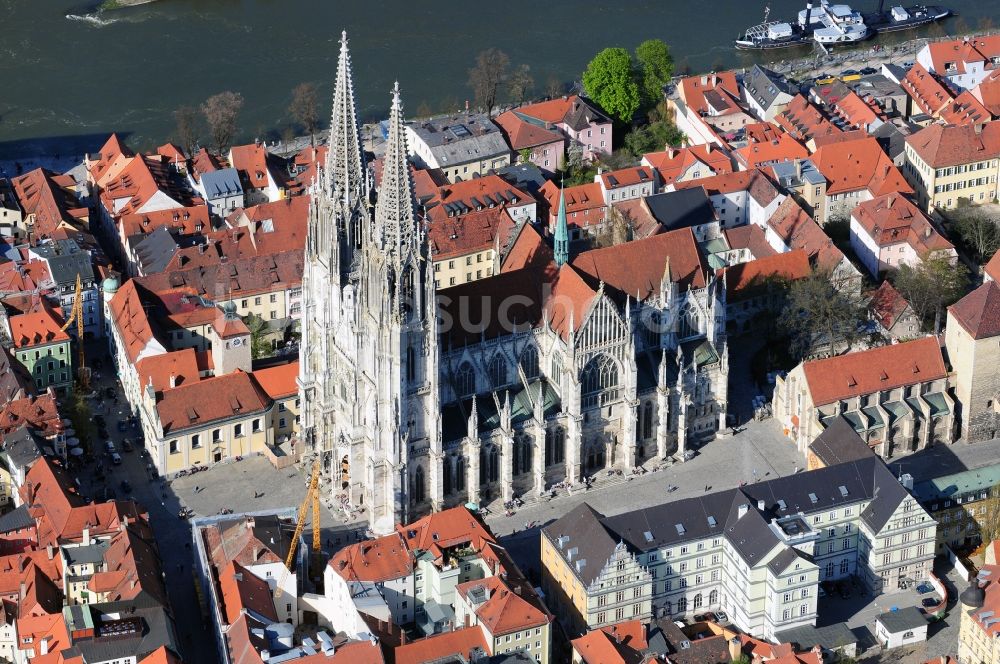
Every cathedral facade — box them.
[299,34,730,535]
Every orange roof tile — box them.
[775,95,842,144]
[722,250,811,301]
[229,144,272,190]
[852,193,954,254]
[252,361,299,400]
[902,63,953,116]
[397,506,495,560]
[949,280,1000,340]
[220,560,277,625]
[811,136,911,196]
[120,205,211,239]
[101,154,194,219]
[833,90,883,128]
[985,249,1000,282]
[802,337,946,405]
[642,144,733,186]
[426,175,532,223]
[499,221,553,273]
[678,71,741,115]
[155,371,271,434]
[599,166,655,190]
[108,280,160,364]
[140,646,183,664]
[514,95,610,128]
[457,575,548,636]
[923,36,1000,76]
[973,69,1000,115]
[870,281,912,330]
[9,300,68,349]
[16,613,69,660]
[329,533,413,583]
[572,629,629,664]
[394,627,488,664]
[939,90,992,126]
[427,206,517,260]
[736,132,808,170]
[539,181,605,225]
[0,259,52,293]
[136,349,202,396]
[494,110,565,150]
[767,198,847,272]
[906,121,1000,168]
[89,134,134,184]
[0,394,61,438]
[11,169,88,240]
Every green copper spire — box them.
[554,180,569,266]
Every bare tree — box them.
[595,205,634,247]
[173,105,201,156]
[289,82,321,147]
[201,91,245,154]
[416,101,433,118]
[978,482,1000,544]
[508,64,535,104]
[468,48,510,113]
[545,75,564,99]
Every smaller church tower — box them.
[554,181,569,266]
[211,302,251,376]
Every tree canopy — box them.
[892,256,968,333]
[468,48,510,112]
[202,91,244,154]
[582,47,641,125]
[635,39,674,110]
[289,82,321,147]
[778,272,868,362]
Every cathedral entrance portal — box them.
[340,455,350,490]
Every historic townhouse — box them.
[945,281,1000,442]
[902,121,1000,212]
[8,300,72,396]
[773,337,956,458]
[541,456,934,640]
[958,542,1000,664]
[299,35,729,535]
[913,463,1000,554]
[848,192,956,277]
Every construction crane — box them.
[275,459,322,601]
[59,274,89,389]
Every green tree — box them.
[892,256,969,333]
[621,101,685,157]
[778,271,868,362]
[66,391,96,454]
[582,47,640,125]
[173,105,201,156]
[242,313,270,360]
[634,39,674,110]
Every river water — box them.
[0,0,995,158]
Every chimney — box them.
[18,582,25,601]
[727,636,743,662]
[757,499,765,511]
[701,74,708,86]
[169,374,176,389]
[667,148,676,159]
[887,195,895,208]
[738,504,749,519]
[46,545,53,560]
[711,73,718,87]
[924,226,931,239]
[795,160,803,179]
[39,637,48,657]
[82,528,90,546]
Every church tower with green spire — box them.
[554,181,569,266]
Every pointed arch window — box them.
[455,456,466,492]
[488,354,508,388]
[643,402,654,440]
[679,302,701,339]
[582,354,620,408]
[489,446,500,483]
[406,346,416,382]
[443,458,453,495]
[519,345,539,379]
[455,362,476,397]
[554,428,566,464]
[412,466,426,504]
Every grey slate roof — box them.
[643,188,716,231]
[62,599,178,664]
[407,112,510,166]
[548,456,916,587]
[541,502,615,587]
[744,65,795,112]
[61,540,110,566]
[774,622,858,650]
[871,122,908,162]
[561,96,612,132]
[876,606,927,633]
[766,547,802,575]
[496,163,546,197]
[30,239,93,288]
[808,417,875,467]
[132,226,180,275]
[201,167,243,199]
[0,505,34,533]
[1,424,45,472]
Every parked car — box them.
[111,452,122,465]
[916,582,934,595]
[119,479,132,493]
[714,611,729,624]
[122,439,134,452]
[860,66,877,75]
[921,597,939,608]
[105,441,116,453]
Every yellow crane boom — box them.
[59,274,88,388]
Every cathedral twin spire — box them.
[374,81,418,263]
[326,30,366,210]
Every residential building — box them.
[912,463,1000,554]
[733,125,809,171]
[875,607,928,649]
[421,173,535,225]
[938,91,992,127]
[8,300,72,396]
[10,169,90,241]
[773,337,956,457]
[869,280,921,341]
[323,506,551,663]
[0,179,23,239]
[917,35,1000,91]
[944,281,1000,442]
[511,95,613,161]
[972,68,1000,116]
[494,110,565,173]
[671,72,753,146]
[768,159,828,219]
[774,95,842,150]
[538,180,606,238]
[742,65,796,122]
[641,144,733,189]
[901,63,954,118]
[405,112,510,182]
[228,143,285,205]
[811,136,913,223]
[596,167,656,205]
[542,454,935,639]
[849,193,956,277]
[198,168,244,216]
[673,168,785,231]
[428,206,517,288]
[721,249,811,336]
[28,239,101,339]
[902,121,1000,211]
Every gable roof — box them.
[426,206,517,260]
[811,136,911,196]
[775,95,842,144]
[802,337,947,406]
[808,417,875,467]
[541,502,615,586]
[642,144,733,186]
[851,193,954,254]
[678,71,741,115]
[949,280,1000,339]
[494,110,565,151]
[766,198,847,272]
[722,250,811,301]
[514,95,611,131]
[869,280,913,331]
[939,90,993,126]
[9,300,69,349]
[902,63,953,116]
[329,532,413,584]
[905,121,1000,168]
[155,371,271,434]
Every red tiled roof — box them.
[902,63,953,116]
[0,394,61,438]
[398,506,495,560]
[642,144,733,186]
[870,281,912,330]
[120,205,211,239]
[679,71,741,115]
[736,132,808,170]
[394,627,488,664]
[775,94,842,144]
[0,259,52,293]
[329,533,413,583]
[11,169,88,239]
[571,227,707,298]
[229,144,272,190]
[673,169,754,196]
[600,166,655,190]
[722,250,811,301]
[834,90,883,128]
[811,136,912,195]
[425,175,532,223]
[802,337,946,405]
[136,349,202,396]
[220,560,278,625]
[16,613,69,660]
[89,134,134,184]
[924,36,1000,76]
[572,629,630,664]
[108,280,160,364]
[155,371,271,434]
[500,221,553,272]
[203,516,288,570]
[973,69,1000,115]
[101,154,193,219]
[939,90,992,126]
[9,300,68,349]
[906,121,1000,168]
[156,143,185,164]
[190,148,224,182]
[985,249,1000,282]
[539,181,605,218]
[494,110,565,150]
[949,280,1000,340]
[514,94,608,127]
[456,575,548,636]
[723,224,778,258]
[766,198,846,272]
[252,361,299,400]
[140,647,183,664]
[138,250,303,301]
[852,193,954,254]
[427,206,517,260]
